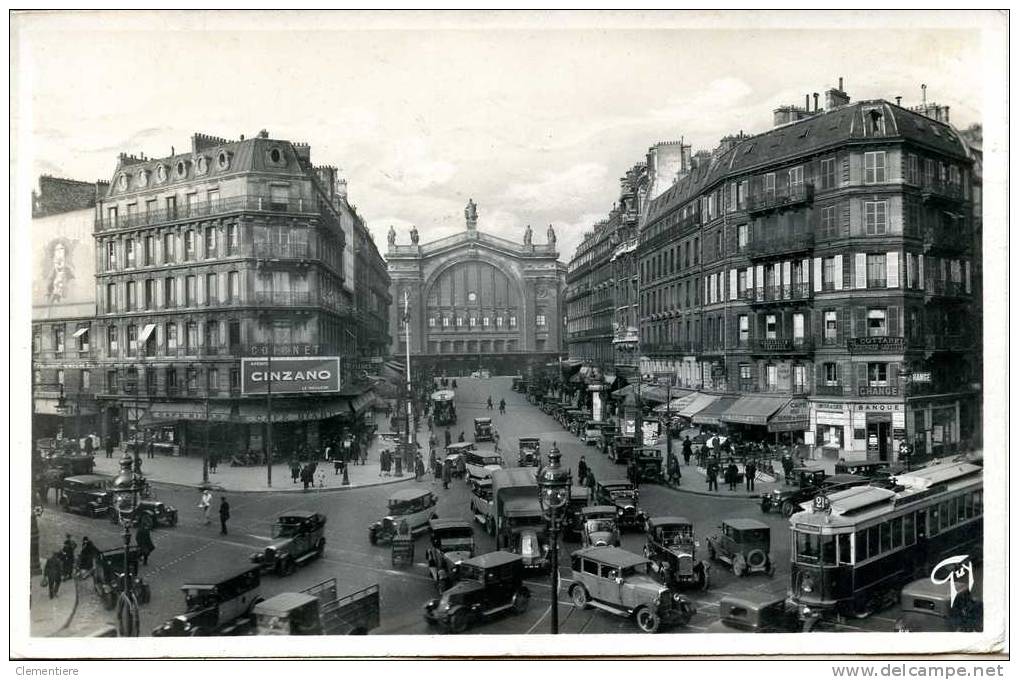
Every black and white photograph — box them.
[9,9,1009,665]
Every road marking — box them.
[525,606,551,634]
[248,535,272,541]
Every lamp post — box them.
[536,442,571,635]
[111,453,144,636]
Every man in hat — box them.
[218,496,231,535]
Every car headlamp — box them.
[617,508,624,516]
[802,575,814,593]
[673,593,682,602]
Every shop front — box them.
[718,395,792,443]
[848,401,905,462]
[908,396,963,459]
[810,401,848,455]
[690,396,738,432]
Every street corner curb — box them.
[149,474,417,494]
[659,482,761,500]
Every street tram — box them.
[431,389,457,426]
[788,460,982,628]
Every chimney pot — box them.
[838,76,844,91]
[895,96,902,106]
[805,94,810,110]
[944,106,950,123]
[813,92,820,111]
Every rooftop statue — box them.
[523,224,533,246]
[387,225,396,246]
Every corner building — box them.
[92,131,390,456]
[637,83,978,462]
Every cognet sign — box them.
[241,357,341,395]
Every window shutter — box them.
[782,261,792,297]
[729,269,737,300]
[964,260,971,293]
[918,254,925,289]
[813,309,823,343]
[841,201,851,236]
[813,257,822,292]
[801,258,810,284]
[887,251,899,288]
[853,306,866,338]
[746,266,754,290]
[888,305,900,337]
[856,362,868,390]
[855,253,867,289]
[704,277,709,304]
[840,152,851,186]
[888,362,899,389]
[754,265,763,291]
[834,254,844,289]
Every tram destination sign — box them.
[241,356,341,395]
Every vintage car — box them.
[893,577,983,633]
[58,474,114,517]
[634,447,664,483]
[250,511,327,575]
[92,544,151,610]
[581,420,608,445]
[368,488,439,545]
[706,519,775,577]
[760,472,868,517]
[568,546,696,633]
[444,442,475,479]
[608,435,639,464]
[703,592,800,633]
[425,519,476,593]
[153,565,263,637]
[563,485,592,540]
[643,516,709,590]
[579,505,621,548]
[517,437,541,467]
[834,460,893,478]
[469,478,495,535]
[464,450,504,481]
[595,478,647,530]
[423,551,531,633]
[510,376,526,392]
[565,410,588,436]
[473,417,495,443]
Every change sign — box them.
[241,356,341,395]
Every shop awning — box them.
[651,390,697,413]
[673,392,719,419]
[690,396,739,426]
[138,323,157,345]
[638,386,670,404]
[72,327,89,338]
[143,402,232,423]
[237,399,352,423]
[767,398,810,433]
[719,395,791,426]
[347,389,376,416]
[611,385,636,399]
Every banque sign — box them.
[241,356,341,395]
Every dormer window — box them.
[117,174,128,191]
[867,109,886,135]
[156,164,168,182]
[217,150,230,170]
[175,160,187,178]
[195,155,209,175]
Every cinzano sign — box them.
[241,356,341,395]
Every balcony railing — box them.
[254,291,312,307]
[746,232,815,259]
[924,334,973,352]
[254,242,311,259]
[747,183,815,214]
[96,196,317,231]
[815,383,847,396]
[922,227,970,254]
[747,282,813,305]
[924,280,968,297]
[921,180,965,203]
[751,338,814,354]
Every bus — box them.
[787,460,982,628]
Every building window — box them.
[228,271,240,301]
[865,201,887,235]
[206,273,217,304]
[824,310,838,341]
[76,325,89,351]
[142,279,153,310]
[126,281,136,310]
[740,363,752,381]
[469,316,477,327]
[164,232,176,262]
[185,275,196,306]
[822,257,836,291]
[164,277,175,307]
[107,207,118,228]
[166,323,178,350]
[204,321,218,349]
[270,185,289,211]
[428,317,436,327]
[866,253,887,287]
[693,237,699,265]
[820,157,836,190]
[793,364,806,392]
[765,364,778,390]
[737,224,748,250]
[788,166,804,188]
[127,324,137,352]
[764,173,776,196]
[821,206,837,237]
[738,314,749,343]
[107,326,118,353]
[867,362,888,387]
[107,370,117,393]
[867,308,887,337]
[53,326,65,353]
[483,317,490,327]
[184,230,196,260]
[227,224,239,254]
[793,313,805,341]
[207,368,219,394]
[867,109,886,135]
[864,151,887,184]
[765,314,777,340]
[166,367,177,391]
[81,369,90,390]
[495,317,503,328]
[906,154,919,184]
[106,242,117,270]
[230,367,240,391]
[186,322,199,352]
[456,317,464,327]
[205,227,217,256]
[106,283,116,312]
[125,238,135,268]
[509,316,517,328]
[536,314,547,328]
[824,362,838,385]
[207,188,220,206]
[442,316,450,327]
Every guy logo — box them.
[930,554,974,606]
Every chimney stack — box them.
[944,106,950,123]
[895,96,902,107]
[813,92,820,111]
[838,77,844,91]
[805,94,810,111]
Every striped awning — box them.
[672,393,719,419]
[690,397,739,426]
[719,395,791,425]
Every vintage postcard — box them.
[9,9,1009,662]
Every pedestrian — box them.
[499,399,506,415]
[577,456,589,487]
[458,431,465,443]
[494,430,501,453]
[487,396,493,410]
[83,434,94,456]
[429,432,437,450]
[745,459,757,492]
[44,552,63,599]
[290,458,301,484]
[415,455,425,482]
[781,454,794,485]
[136,523,155,565]
[218,496,230,535]
[682,436,693,466]
[317,466,326,489]
[360,441,368,466]
[452,379,457,389]
[667,452,681,486]
[77,536,98,574]
[61,534,77,580]
[199,489,213,524]
[104,436,114,459]
[324,442,333,463]
[442,459,451,489]
[444,429,452,447]
[334,455,343,475]
[706,458,719,491]
[147,439,155,459]
[726,458,739,491]
[585,468,597,493]
[209,451,219,474]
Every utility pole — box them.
[403,291,413,450]
[203,390,210,485]
[266,346,274,488]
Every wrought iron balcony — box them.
[746,232,815,259]
[254,242,311,259]
[254,291,312,307]
[748,283,813,305]
[814,383,847,396]
[921,180,965,203]
[96,195,318,231]
[750,338,814,354]
[747,183,815,215]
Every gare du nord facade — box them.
[31,132,393,458]
[565,83,982,464]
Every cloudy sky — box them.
[13,11,999,261]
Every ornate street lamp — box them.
[111,454,144,636]
[536,442,571,635]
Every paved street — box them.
[34,376,903,636]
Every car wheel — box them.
[746,549,768,571]
[781,501,796,518]
[512,588,530,615]
[570,584,590,610]
[635,606,661,634]
[448,609,469,634]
